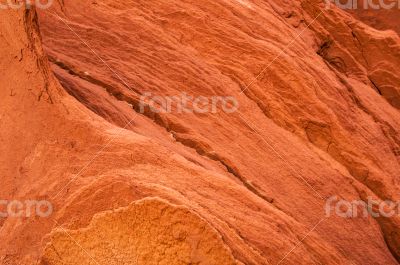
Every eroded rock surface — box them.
[41,198,240,265]
[0,1,400,265]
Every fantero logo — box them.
[325,0,400,9]
[0,0,53,10]
[138,92,239,114]
[0,199,53,218]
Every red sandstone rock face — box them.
[348,0,400,34]
[1,1,400,264]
